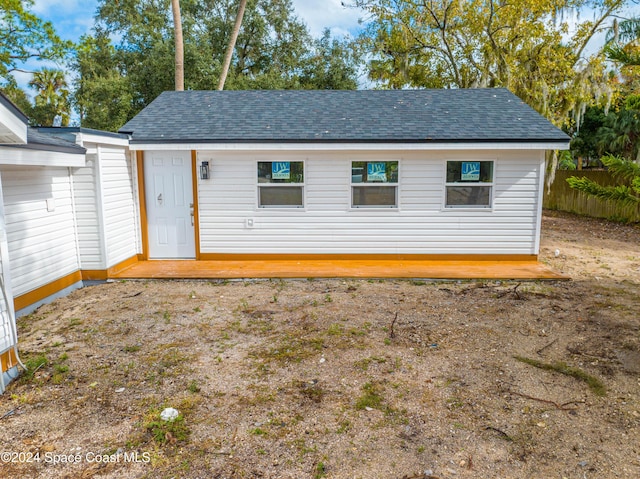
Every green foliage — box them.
[569,106,608,161]
[595,95,640,161]
[73,30,133,131]
[567,154,640,207]
[73,0,360,131]
[355,381,385,410]
[0,0,72,77]
[29,68,70,126]
[605,17,640,67]
[354,0,624,126]
[557,150,576,171]
[0,75,32,112]
[514,355,607,396]
[0,0,72,121]
[20,353,48,382]
[314,461,327,479]
[145,409,190,445]
[299,29,360,90]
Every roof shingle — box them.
[119,89,569,144]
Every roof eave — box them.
[126,139,570,151]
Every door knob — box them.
[157,193,163,205]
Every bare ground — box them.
[1,210,639,479]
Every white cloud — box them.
[291,0,365,38]
[32,0,85,16]
[32,0,97,42]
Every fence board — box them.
[544,170,640,223]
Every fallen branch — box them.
[389,312,398,339]
[507,389,584,411]
[536,338,558,355]
[484,426,513,441]
[1,409,16,420]
[497,282,522,299]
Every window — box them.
[445,161,494,208]
[351,161,398,208]
[257,161,304,208]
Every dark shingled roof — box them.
[119,88,569,145]
[36,126,129,141]
[3,128,87,154]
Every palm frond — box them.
[604,44,640,66]
[605,18,640,44]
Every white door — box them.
[144,152,195,259]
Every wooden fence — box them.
[543,170,640,223]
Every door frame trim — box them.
[191,150,201,260]
[136,150,200,260]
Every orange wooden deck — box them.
[111,259,568,280]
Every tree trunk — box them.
[171,0,184,91]
[217,0,247,90]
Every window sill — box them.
[441,206,494,212]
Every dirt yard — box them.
[1,210,639,479]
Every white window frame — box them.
[257,160,305,209]
[444,160,495,210]
[350,160,400,209]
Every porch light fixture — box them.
[200,161,210,180]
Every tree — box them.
[352,0,625,126]
[28,68,70,126]
[218,0,247,90]
[566,17,640,209]
[595,95,640,161]
[569,106,608,164]
[0,0,72,116]
[567,154,640,206]
[0,74,32,113]
[0,0,72,77]
[171,0,184,91]
[299,29,360,90]
[73,30,133,131]
[72,0,361,130]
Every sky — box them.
[31,0,366,44]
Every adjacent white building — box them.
[0,94,135,392]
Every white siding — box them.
[197,150,543,255]
[0,166,80,296]
[98,146,138,267]
[72,152,102,269]
[73,143,138,270]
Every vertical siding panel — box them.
[76,143,138,270]
[100,146,138,267]
[72,152,103,269]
